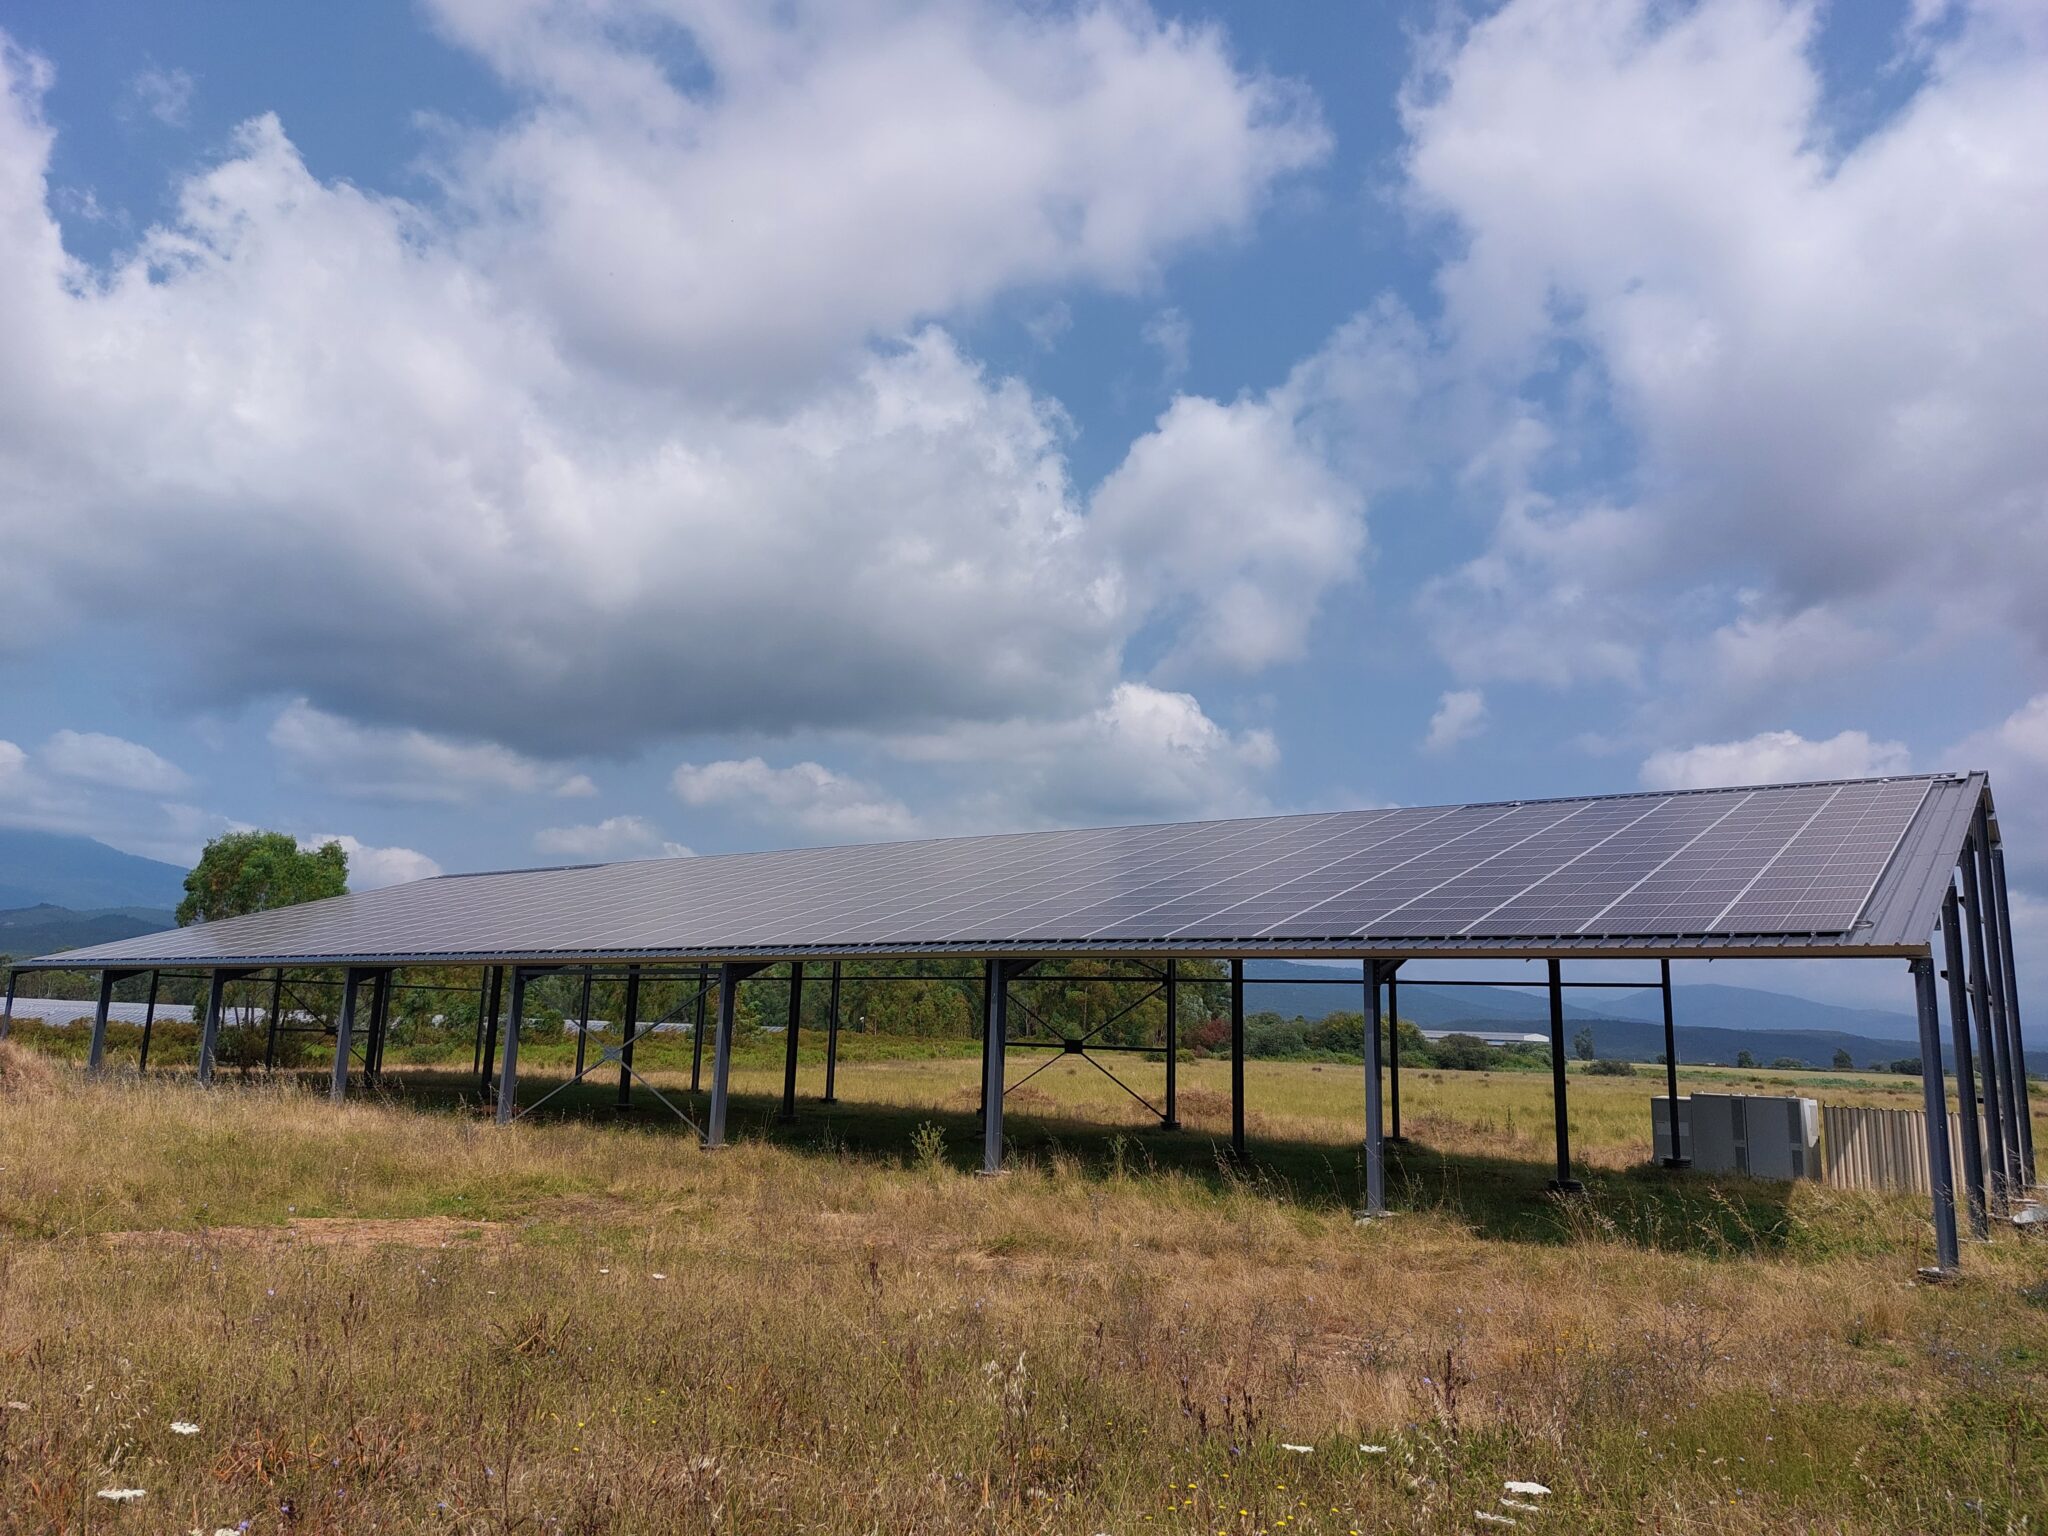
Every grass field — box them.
[1,1031,2043,1534]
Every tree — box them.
[1831,1048,1854,1071]
[1735,1049,1756,1068]
[1430,1033,1497,1071]
[178,831,348,926]
[175,833,349,1077]
[1572,1026,1595,1061]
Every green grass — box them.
[1,1034,2043,1534]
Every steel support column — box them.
[1974,813,2026,1191]
[264,967,285,1070]
[331,967,367,1105]
[982,957,1011,1175]
[1163,957,1180,1131]
[1989,845,2036,1184]
[704,962,760,1149]
[573,964,594,1078]
[1360,960,1387,1219]
[1943,887,1989,1238]
[0,969,14,1040]
[822,960,841,1104]
[87,969,117,1075]
[978,963,993,1123]
[196,970,230,1086]
[1660,958,1688,1168]
[1546,958,1582,1193]
[691,967,709,1092]
[367,969,392,1076]
[1961,838,2015,1206]
[480,965,504,1093]
[616,965,641,1108]
[779,962,804,1120]
[1386,969,1403,1143]
[138,969,160,1075]
[1912,956,1962,1275]
[471,967,493,1076]
[1230,958,1246,1159]
[495,967,527,1126]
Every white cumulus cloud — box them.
[426,0,1328,387]
[1399,0,2048,708]
[1424,690,1486,753]
[0,11,1328,764]
[39,729,190,793]
[672,758,919,842]
[890,682,1278,828]
[534,816,691,860]
[299,832,444,889]
[1639,729,1911,792]
[268,701,587,803]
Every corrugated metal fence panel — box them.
[1822,1104,1966,1194]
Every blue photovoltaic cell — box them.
[26,776,1958,968]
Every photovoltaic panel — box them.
[20,775,1979,970]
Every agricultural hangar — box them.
[5,772,2036,1275]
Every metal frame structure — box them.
[6,772,2036,1276]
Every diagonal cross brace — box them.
[509,978,713,1127]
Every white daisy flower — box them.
[1281,1443,1314,1454]
[169,1421,200,1435]
[96,1489,147,1502]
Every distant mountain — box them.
[1578,982,1921,1045]
[0,828,188,911]
[1246,961,2046,1075]
[0,903,178,960]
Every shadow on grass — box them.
[310,1062,1805,1261]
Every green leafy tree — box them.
[1572,1026,1595,1061]
[1831,1048,1854,1071]
[174,832,348,1075]
[1430,1033,1497,1071]
[1736,1049,1756,1068]
[178,831,348,926]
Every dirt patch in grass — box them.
[103,1213,507,1252]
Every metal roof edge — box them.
[1859,772,1984,950]
[7,935,1932,971]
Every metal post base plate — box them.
[1660,1157,1692,1169]
[1547,1178,1586,1194]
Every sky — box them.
[0,0,2044,1021]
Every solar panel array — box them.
[26,775,1961,969]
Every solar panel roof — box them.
[16,773,1989,970]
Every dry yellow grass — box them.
[1,1039,2043,1534]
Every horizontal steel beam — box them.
[9,937,1936,971]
